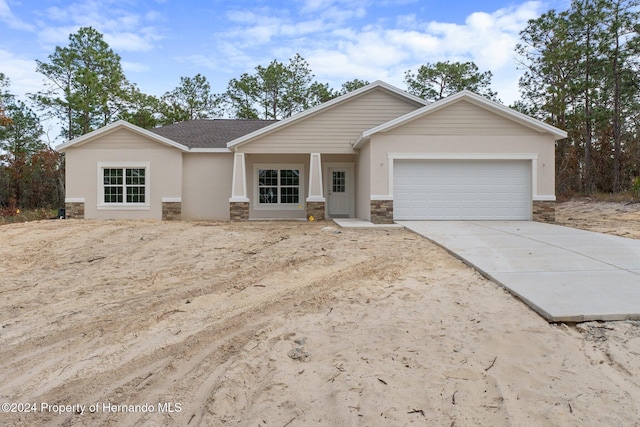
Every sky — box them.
[1,0,570,141]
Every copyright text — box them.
[1,401,181,415]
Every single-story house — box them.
[57,81,567,223]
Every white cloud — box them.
[342,29,410,66]
[318,5,367,22]
[36,1,165,52]
[300,0,333,13]
[121,61,150,73]
[395,13,418,29]
[320,2,545,103]
[105,31,156,52]
[280,19,326,36]
[300,0,367,15]
[307,49,393,82]
[0,0,34,31]
[0,50,41,98]
[37,25,80,48]
[43,6,70,22]
[211,1,546,103]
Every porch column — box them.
[229,152,249,221]
[306,153,325,221]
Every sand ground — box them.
[0,200,639,426]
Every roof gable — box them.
[354,90,568,148]
[56,120,189,152]
[226,80,429,149]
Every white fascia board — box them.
[533,195,557,201]
[229,197,250,202]
[227,80,429,149]
[97,205,150,211]
[56,120,189,152]
[306,196,326,202]
[189,148,232,153]
[387,152,539,160]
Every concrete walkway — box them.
[333,218,403,228]
[398,221,640,322]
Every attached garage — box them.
[393,159,532,220]
[355,90,567,223]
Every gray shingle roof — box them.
[149,119,279,149]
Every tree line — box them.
[2,0,640,212]
[516,0,640,195]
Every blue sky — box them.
[1,0,569,139]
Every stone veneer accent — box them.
[532,200,556,223]
[230,202,250,221]
[162,202,182,221]
[65,202,85,219]
[370,200,394,224]
[306,201,325,221]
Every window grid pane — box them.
[103,167,145,204]
[259,169,278,186]
[259,187,278,204]
[332,171,346,193]
[126,186,145,203]
[258,168,301,205]
[104,186,123,203]
[126,168,145,185]
[280,169,299,186]
[280,187,299,204]
[104,168,123,186]
[280,169,300,204]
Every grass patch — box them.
[0,208,60,225]
[557,191,638,203]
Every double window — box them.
[103,168,146,203]
[255,165,303,208]
[98,162,150,209]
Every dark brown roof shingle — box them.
[149,119,278,149]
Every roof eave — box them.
[189,148,232,153]
[354,133,368,148]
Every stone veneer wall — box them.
[532,201,555,223]
[306,201,325,221]
[370,200,394,224]
[162,202,182,221]
[230,202,250,221]
[65,202,85,219]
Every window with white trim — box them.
[98,162,150,209]
[255,165,303,208]
[103,168,146,203]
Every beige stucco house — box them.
[57,81,567,223]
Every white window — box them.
[97,162,150,210]
[254,164,304,209]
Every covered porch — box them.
[228,152,357,221]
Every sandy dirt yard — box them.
[1,200,639,426]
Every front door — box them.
[327,166,353,218]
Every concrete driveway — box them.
[399,221,640,322]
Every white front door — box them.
[327,166,353,218]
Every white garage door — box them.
[394,160,531,220]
